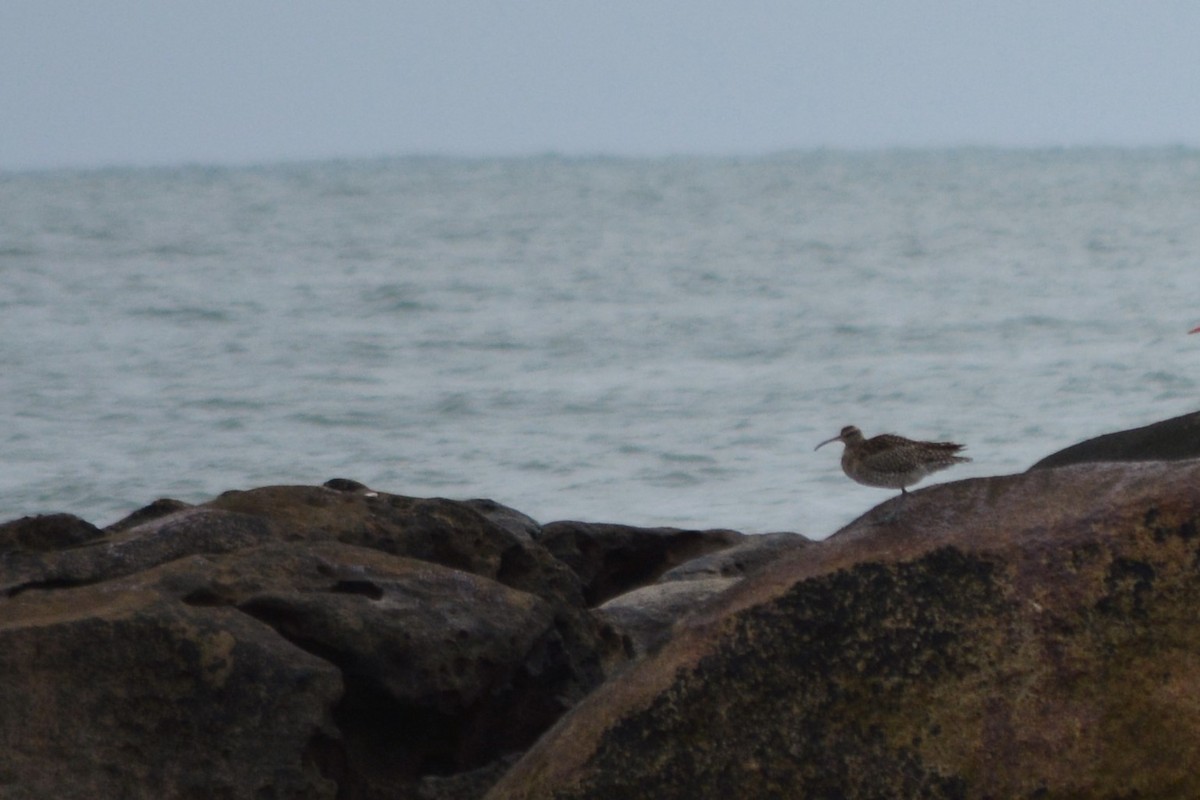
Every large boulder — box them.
[0,569,343,800]
[206,486,583,605]
[172,541,596,798]
[2,486,583,606]
[1030,409,1200,468]
[0,485,626,800]
[487,461,1200,799]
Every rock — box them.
[322,477,379,495]
[181,542,598,797]
[0,568,343,800]
[487,461,1200,799]
[658,531,812,582]
[0,513,104,552]
[104,497,192,533]
[1030,409,1200,469]
[463,498,542,541]
[416,757,519,800]
[0,484,585,609]
[595,534,812,659]
[1,506,274,597]
[0,485,626,800]
[537,521,745,606]
[596,577,739,658]
[208,486,582,605]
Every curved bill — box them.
[814,435,841,451]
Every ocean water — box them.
[2,149,1199,538]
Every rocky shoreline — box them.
[4,412,1200,799]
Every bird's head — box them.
[815,425,864,451]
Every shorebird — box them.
[1190,325,1200,334]
[815,425,970,498]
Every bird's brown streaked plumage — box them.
[815,425,970,496]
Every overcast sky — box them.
[4,1,1200,170]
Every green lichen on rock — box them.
[489,460,1200,800]
[557,548,1004,799]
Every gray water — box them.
[2,149,1199,537]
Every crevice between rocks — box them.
[234,596,487,799]
[329,579,385,600]
[5,577,96,598]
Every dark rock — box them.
[537,521,744,606]
[104,497,192,533]
[596,577,739,658]
[1030,409,1200,469]
[417,757,520,800]
[0,569,342,800]
[596,533,813,658]
[322,477,377,494]
[177,541,598,797]
[0,513,104,553]
[2,507,270,595]
[208,486,582,605]
[658,531,813,582]
[0,485,626,800]
[2,507,273,597]
[463,498,542,541]
[487,461,1200,799]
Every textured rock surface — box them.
[0,485,650,800]
[596,577,740,658]
[594,532,812,658]
[657,531,812,582]
[171,542,587,795]
[206,486,583,605]
[0,512,105,552]
[1,506,275,597]
[0,571,343,800]
[536,521,744,606]
[488,461,1200,799]
[1029,409,1200,469]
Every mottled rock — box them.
[1,506,273,597]
[0,571,342,800]
[208,486,582,605]
[596,577,739,657]
[104,497,192,533]
[0,513,104,552]
[184,542,602,797]
[593,533,811,659]
[658,531,812,582]
[537,521,744,606]
[0,485,626,800]
[463,498,542,541]
[488,462,1200,800]
[322,477,378,495]
[1030,409,1200,469]
[416,757,519,800]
